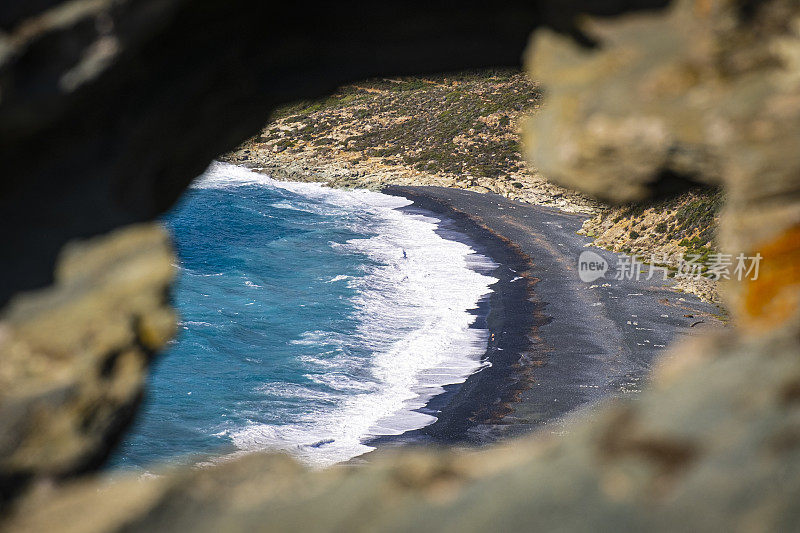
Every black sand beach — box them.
[370,186,724,450]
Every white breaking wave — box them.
[197,162,498,467]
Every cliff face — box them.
[2,0,800,531]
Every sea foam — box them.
[197,162,498,466]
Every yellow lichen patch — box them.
[741,224,800,332]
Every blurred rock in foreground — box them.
[6,331,800,532]
[0,225,175,502]
[2,0,800,531]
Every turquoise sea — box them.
[110,162,496,469]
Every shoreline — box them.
[360,190,544,453]
[229,158,721,305]
[107,177,727,470]
[223,157,602,216]
[360,186,725,455]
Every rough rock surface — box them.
[0,224,175,503]
[2,0,800,531]
[524,0,800,323]
[5,332,800,532]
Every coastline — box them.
[107,172,727,469]
[359,186,725,455]
[220,71,603,217]
[360,191,543,452]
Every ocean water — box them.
[110,162,497,469]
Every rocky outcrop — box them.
[523,0,800,323]
[2,0,800,531]
[0,224,175,502]
[0,0,557,306]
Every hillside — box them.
[580,190,723,303]
[224,70,723,302]
[223,70,598,213]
